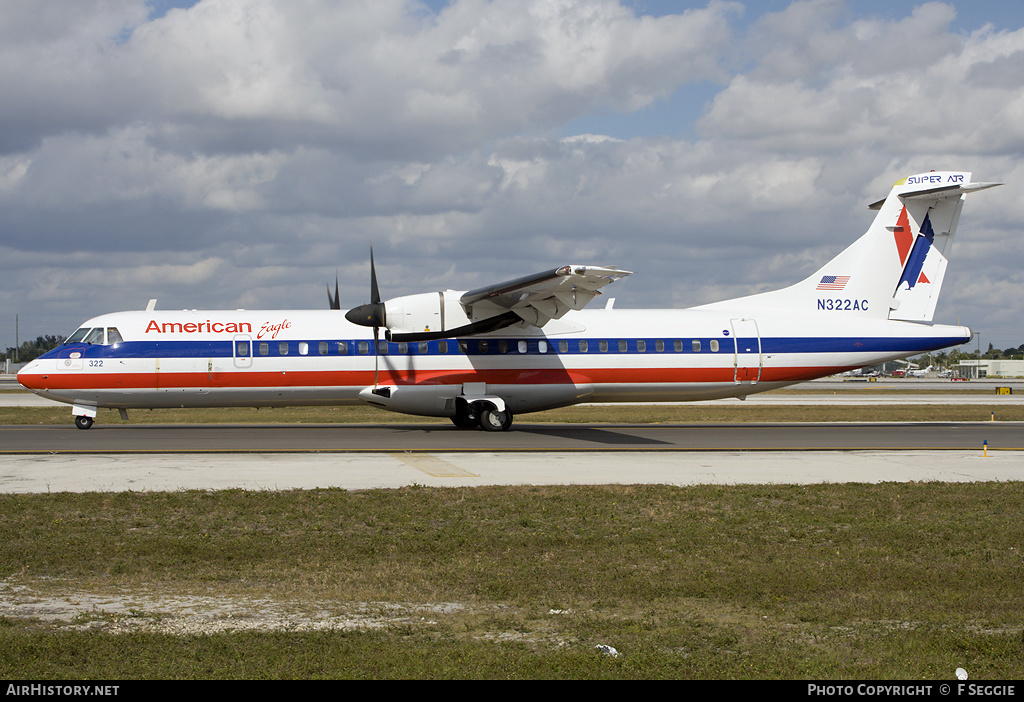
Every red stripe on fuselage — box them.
[18,364,848,391]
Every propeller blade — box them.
[370,247,380,304]
[343,247,386,389]
[373,326,380,388]
[371,249,381,389]
[345,248,387,327]
[327,271,340,310]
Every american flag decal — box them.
[816,275,850,291]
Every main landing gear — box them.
[74,415,94,430]
[451,399,514,431]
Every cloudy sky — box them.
[2,0,1023,353]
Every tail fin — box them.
[869,172,1000,321]
[699,171,1001,320]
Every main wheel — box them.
[479,408,513,432]
[451,414,478,429]
[74,415,94,430]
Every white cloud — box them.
[2,1,1024,349]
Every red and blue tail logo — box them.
[893,206,934,290]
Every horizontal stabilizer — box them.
[868,181,1003,209]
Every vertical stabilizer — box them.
[696,171,1001,320]
[879,174,998,321]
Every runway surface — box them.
[1,422,1021,493]
[3,377,1022,492]
[3,421,1023,452]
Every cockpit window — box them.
[106,328,123,345]
[83,328,105,345]
[65,328,90,343]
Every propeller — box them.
[345,248,387,388]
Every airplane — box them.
[909,365,934,377]
[18,170,1001,431]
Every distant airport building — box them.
[957,359,1024,378]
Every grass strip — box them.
[0,483,1021,678]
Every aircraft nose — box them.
[16,359,43,389]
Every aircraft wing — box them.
[460,265,632,327]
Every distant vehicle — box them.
[18,171,1001,430]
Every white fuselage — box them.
[17,306,970,417]
[16,169,995,429]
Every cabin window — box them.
[498,340,508,354]
[539,340,548,353]
[517,340,527,353]
[458,341,469,354]
[599,340,608,352]
[579,340,588,353]
[318,341,328,355]
[419,341,429,354]
[398,342,408,354]
[279,342,289,355]
[358,341,368,355]
[655,340,664,352]
[337,341,348,355]
[237,342,250,357]
[618,339,627,353]
[479,340,489,354]
[692,340,701,352]
[637,340,646,353]
[259,343,269,356]
[106,328,123,345]
[299,342,309,356]
[438,340,448,354]
[558,340,568,353]
[378,340,388,355]
[710,340,719,352]
[673,340,682,352]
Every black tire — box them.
[451,414,478,429]
[74,415,94,430]
[479,408,513,432]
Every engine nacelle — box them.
[383,291,472,337]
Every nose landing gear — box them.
[72,405,97,430]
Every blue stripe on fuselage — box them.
[39,335,969,361]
